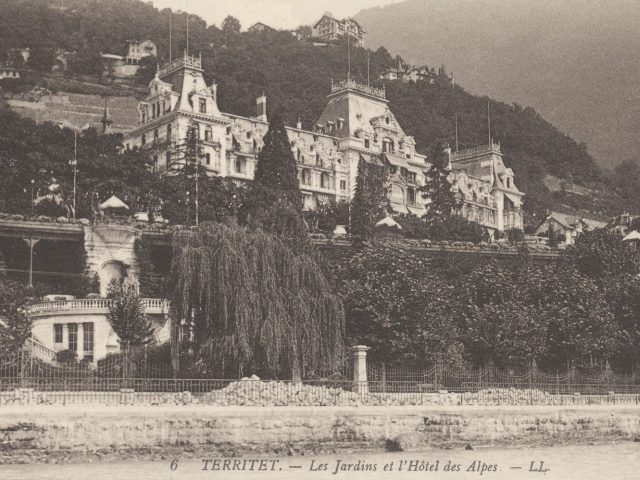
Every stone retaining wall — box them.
[1,385,638,407]
[1,405,639,463]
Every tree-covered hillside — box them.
[0,0,629,222]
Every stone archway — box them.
[98,260,127,297]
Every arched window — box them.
[301,168,312,186]
[205,127,213,141]
[320,172,330,189]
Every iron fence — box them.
[3,378,640,406]
[3,353,640,406]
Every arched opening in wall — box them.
[301,168,312,186]
[320,172,331,189]
[98,260,128,297]
[382,137,395,154]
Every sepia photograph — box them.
[0,0,639,478]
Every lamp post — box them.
[186,190,190,225]
[58,123,78,219]
[30,179,35,215]
[69,130,77,220]
[194,158,199,227]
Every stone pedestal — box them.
[351,345,370,394]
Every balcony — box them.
[451,142,502,162]
[27,298,170,317]
[331,78,386,100]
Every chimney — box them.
[256,93,267,122]
[296,118,302,129]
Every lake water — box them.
[2,443,639,480]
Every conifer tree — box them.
[420,140,461,224]
[244,112,308,251]
[350,155,387,244]
[350,157,372,244]
[251,113,302,210]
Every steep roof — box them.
[99,195,129,210]
[623,230,640,242]
[536,211,607,232]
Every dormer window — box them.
[364,138,370,149]
[246,131,251,139]
[337,118,344,129]
[199,98,207,114]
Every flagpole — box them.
[73,131,77,220]
[169,10,172,62]
[186,0,189,56]
[455,113,459,152]
[347,32,351,80]
[487,100,491,145]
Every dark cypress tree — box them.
[251,113,302,210]
[350,155,387,244]
[350,157,372,244]
[244,112,308,251]
[420,140,461,224]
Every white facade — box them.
[123,53,524,232]
[312,13,365,47]
[28,299,170,364]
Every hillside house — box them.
[312,12,365,47]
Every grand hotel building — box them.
[123,52,523,234]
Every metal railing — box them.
[331,78,386,100]
[2,377,640,406]
[451,142,502,161]
[3,354,640,406]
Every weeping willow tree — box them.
[169,221,345,380]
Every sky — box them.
[150,0,403,30]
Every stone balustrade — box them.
[27,298,169,316]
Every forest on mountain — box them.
[355,0,640,171]
[0,0,636,222]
